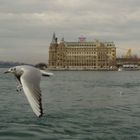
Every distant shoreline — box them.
[0,62,26,68]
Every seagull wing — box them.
[20,68,43,117]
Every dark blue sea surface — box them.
[1,69,140,140]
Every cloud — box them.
[0,0,140,63]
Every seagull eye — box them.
[14,68,16,71]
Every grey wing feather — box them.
[20,69,43,117]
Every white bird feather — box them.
[4,65,53,117]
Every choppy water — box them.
[1,69,140,139]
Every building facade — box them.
[48,33,116,70]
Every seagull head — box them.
[4,67,17,74]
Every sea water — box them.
[0,69,140,140]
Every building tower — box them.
[48,32,58,68]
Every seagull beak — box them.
[4,70,10,74]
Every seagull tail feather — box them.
[40,70,53,77]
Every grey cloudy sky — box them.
[0,0,140,64]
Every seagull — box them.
[4,65,53,117]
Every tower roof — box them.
[51,32,57,44]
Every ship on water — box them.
[118,64,140,71]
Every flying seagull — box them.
[4,65,53,117]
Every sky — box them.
[0,0,140,64]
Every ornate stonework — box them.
[48,34,116,70]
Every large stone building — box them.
[48,33,116,70]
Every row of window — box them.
[65,49,114,53]
[54,63,110,67]
[66,44,114,47]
